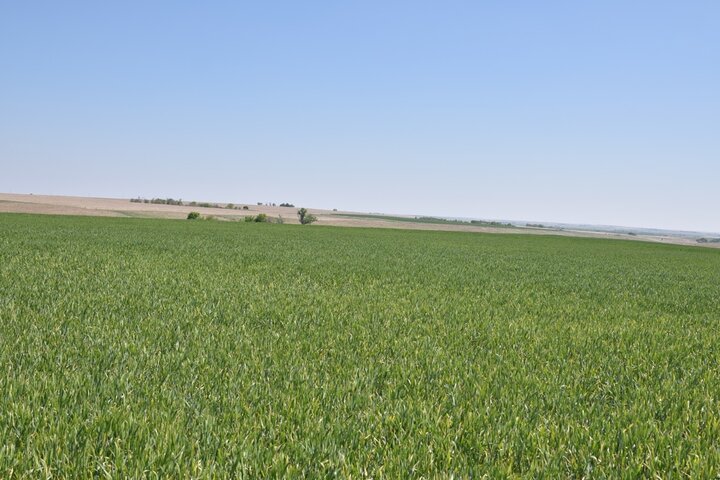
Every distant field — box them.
[2,193,718,248]
[1,213,720,477]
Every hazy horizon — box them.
[2,2,718,232]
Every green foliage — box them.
[186,211,200,220]
[297,207,317,225]
[243,214,271,223]
[1,212,720,477]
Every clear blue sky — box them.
[1,2,718,232]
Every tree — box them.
[297,208,317,225]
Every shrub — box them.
[242,206,249,210]
[297,208,317,225]
[244,216,255,222]
[226,203,234,209]
[187,212,201,220]
[254,213,268,223]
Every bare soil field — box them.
[0,193,716,249]
[0,193,305,222]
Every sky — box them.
[1,1,718,233]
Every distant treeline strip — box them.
[130,198,296,210]
[334,213,512,227]
[130,198,248,210]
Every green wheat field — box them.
[1,213,719,478]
